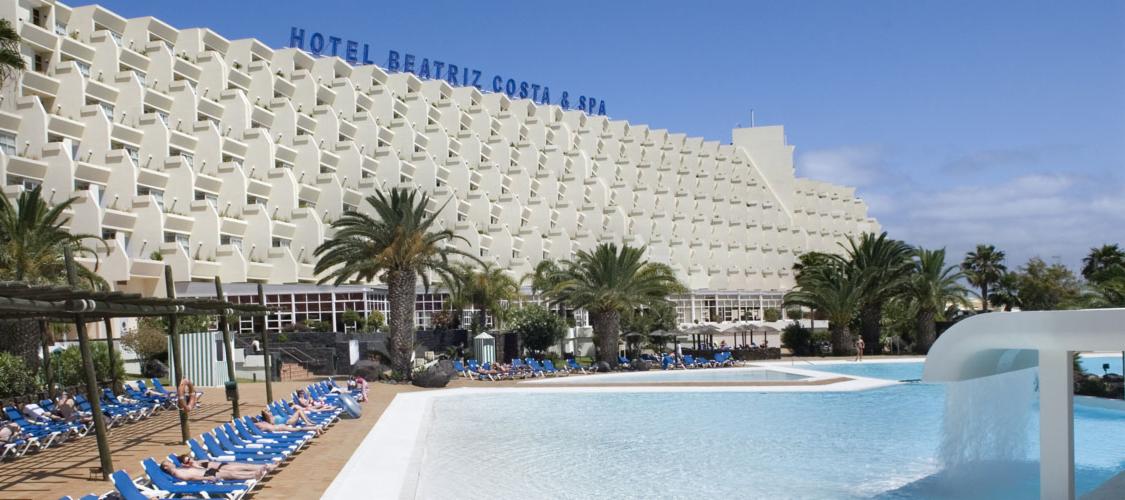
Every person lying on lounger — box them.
[22,403,65,423]
[0,422,24,445]
[161,456,271,481]
[257,409,321,435]
[52,391,92,424]
[293,390,334,411]
[177,378,202,411]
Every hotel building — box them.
[0,1,877,332]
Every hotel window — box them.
[272,238,290,248]
[124,146,140,165]
[54,23,67,37]
[7,175,40,191]
[0,133,16,156]
[93,100,114,120]
[137,186,165,209]
[133,70,146,86]
[75,61,91,78]
[108,31,122,47]
[221,235,243,251]
[164,231,190,251]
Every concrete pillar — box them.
[1039,349,1075,500]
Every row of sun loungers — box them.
[61,378,364,500]
[1,379,188,462]
[454,352,740,381]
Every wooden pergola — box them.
[0,250,274,479]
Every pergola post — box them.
[103,317,119,392]
[38,319,54,399]
[213,276,240,419]
[258,283,273,403]
[164,266,190,443]
[1039,349,1075,500]
[64,248,113,480]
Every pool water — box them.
[414,362,1125,499]
[532,367,807,384]
[800,362,924,381]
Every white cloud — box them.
[796,146,889,188]
[797,144,1125,269]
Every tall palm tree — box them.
[454,261,520,333]
[0,19,26,88]
[784,260,866,354]
[0,187,104,372]
[904,248,969,353]
[837,232,913,355]
[314,188,474,378]
[1080,265,1125,308]
[988,271,1021,312]
[0,187,104,284]
[525,259,562,296]
[1081,244,1125,282]
[961,244,1007,312]
[545,243,683,366]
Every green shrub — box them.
[781,323,813,356]
[509,304,567,353]
[121,320,168,361]
[0,352,40,398]
[785,307,804,320]
[811,330,832,355]
[365,311,385,332]
[763,308,781,323]
[51,343,125,387]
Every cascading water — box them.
[939,366,1038,467]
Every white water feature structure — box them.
[924,308,1125,500]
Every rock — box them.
[630,359,650,371]
[595,361,612,373]
[412,365,452,388]
[142,359,168,378]
[433,359,458,379]
[352,359,387,380]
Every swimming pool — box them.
[408,362,1125,499]
[528,367,809,384]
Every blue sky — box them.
[95,0,1125,270]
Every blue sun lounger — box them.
[141,457,250,499]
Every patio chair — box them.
[110,470,185,500]
[542,360,567,376]
[141,457,251,499]
[566,358,589,374]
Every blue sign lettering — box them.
[286,27,606,115]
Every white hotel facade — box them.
[0,1,877,332]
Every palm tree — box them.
[454,261,520,333]
[904,248,969,353]
[1080,265,1125,308]
[0,19,26,88]
[0,187,104,373]
[1081,244,1125,282]
[988,271,1021,311]
[961,244,1007,312]
[784,260,866,354]
[0,187,104,284]
[837,232,913,355]
[314,188,475,378]
[545,243,683,366]
[525,259,562,296]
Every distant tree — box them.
[1081,244,1125,282]
[121,320,169,361]
[961,244,1007,311]
[904,248,969,353]
[784,260,865,355]
[364,310,385,332]
[341,309,363,331]
[621,300,679,336]
[1015,257,1081,311]
[839,232,914,355]
[763,308,781,323]
[509,304,567,354]
[988,271,1022,311]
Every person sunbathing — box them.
[293,390,333,411]
[256,409,320,435]
[161,456,270,482]
[177,378,202,412]
[53,392,92,425]
[0,422,24,445]
[22,403,65,423]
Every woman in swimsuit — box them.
[177,378,201,411]
[161,456,271,481]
